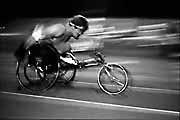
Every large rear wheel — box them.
[16,43,60,93]
[16,55,60,93]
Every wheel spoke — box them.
[16,46,60,93]
[104,68,124,87]
[98,64,128,95]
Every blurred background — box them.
[0,0,180,119]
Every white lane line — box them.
[73,81,180,94]
[1,91,179,116]
[129,86,180,94]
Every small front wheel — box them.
[98,63,128,95]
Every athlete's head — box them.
[67,15,89,39]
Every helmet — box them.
[68,15,89,33]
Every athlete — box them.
[14,15,89,65]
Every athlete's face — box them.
[68,23,83,39]
[72,28,82,39]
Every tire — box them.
[16,44,60,93]
[58,52,77,84]
[98,63,128,95]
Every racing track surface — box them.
[0,19,180,119]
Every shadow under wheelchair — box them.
[46,77,129,98]
[13,77,130,107]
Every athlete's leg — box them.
[55,43,77,65]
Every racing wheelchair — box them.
[16,41,129,95]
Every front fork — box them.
[103,64,124,86]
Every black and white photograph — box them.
[0,0,179,119]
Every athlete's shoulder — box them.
[44,23,66,37]
[53,23,65,31]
